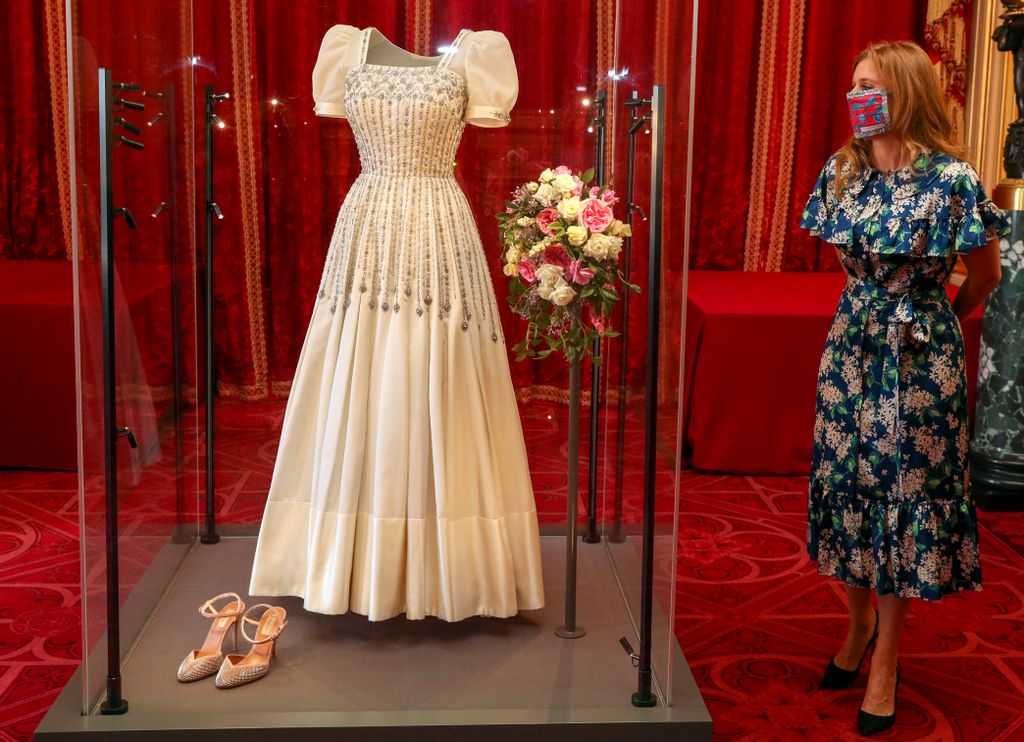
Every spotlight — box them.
[209,202,224,220]
[115,116,141,135]
[147,112,165,127]
[116,97,145,111]
[115,135,144,150]
[212,114,226,129]
[114,207,137,229]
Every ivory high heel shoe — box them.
[176,592,245,682]
[215,604,287,689]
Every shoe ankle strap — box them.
[239,603,288,645]
[198,592,245,619]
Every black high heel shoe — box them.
[820,608,879,689]
[857,662,901,736]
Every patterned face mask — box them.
[846,88,891,139]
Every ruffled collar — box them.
[842,151,943,203]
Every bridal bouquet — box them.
[496,165,640,364]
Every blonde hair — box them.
[835,40,967,195]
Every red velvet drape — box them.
[0,1,65,259]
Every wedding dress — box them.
[248,25,545,621]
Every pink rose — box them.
[567,258,596,285]
[588,186,618,206]
[571,177,585,196]
[544,243,572,270]
[585,304,606,334]
[554,165,572,175]
[579,198,614,233]
[518,258,537,283]
[536,207,559,235]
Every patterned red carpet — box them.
[1,398,1022,741]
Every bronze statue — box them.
[994,2,1024,177]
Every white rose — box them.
[605,234,623,260]
[554,172,577,194]
[583,236,607,260]
[607,219,632,238]
[583,233,621,260]
[503,262,519,276]
[516,216,534,227]
[566,225,588,246]
[557,196,582,221]
[535,263,564,286]
[525,181,539,192]
[535,183,557,205]
[528,241,546,256]
[539,168,556,183]
[505,247,521,264]
[550,279,577,306]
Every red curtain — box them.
[0,1,65,259]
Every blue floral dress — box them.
[799,150,1010,600]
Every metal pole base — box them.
[609,523,627,543]
[631,691,657,708]
[100,698,129,715]
[555,625,587,639]
[582,531,601,544]
[200,532,221,544]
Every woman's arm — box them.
[951,237,1003,322]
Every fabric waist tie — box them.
[842,278,949,498]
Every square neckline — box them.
[362,26,471,70]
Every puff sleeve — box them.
[463,31,518,127]
[312,24,358,118]
[949,164,1011,254]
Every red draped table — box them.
[682,270,982,475]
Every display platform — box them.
[37,535,711,741]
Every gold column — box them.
[966,0,1020,199]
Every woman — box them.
[800,40,1007,736]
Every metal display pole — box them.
[584,88,608,544]
[556,357,586,639]
[98,68,145,716]
[202,85,229,545]
[611,91,651,544]
[632,84,665,709]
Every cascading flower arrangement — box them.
[496,165,640,363]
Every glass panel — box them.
[603,0,694,705]
[67,0,199,712]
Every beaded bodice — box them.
[342,27,470,178]
[345,65,467,178]
[314,28,505,345]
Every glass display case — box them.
[38,1,708,737]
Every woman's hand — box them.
[952,237,1003,322]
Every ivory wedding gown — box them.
[248,25,545,621]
